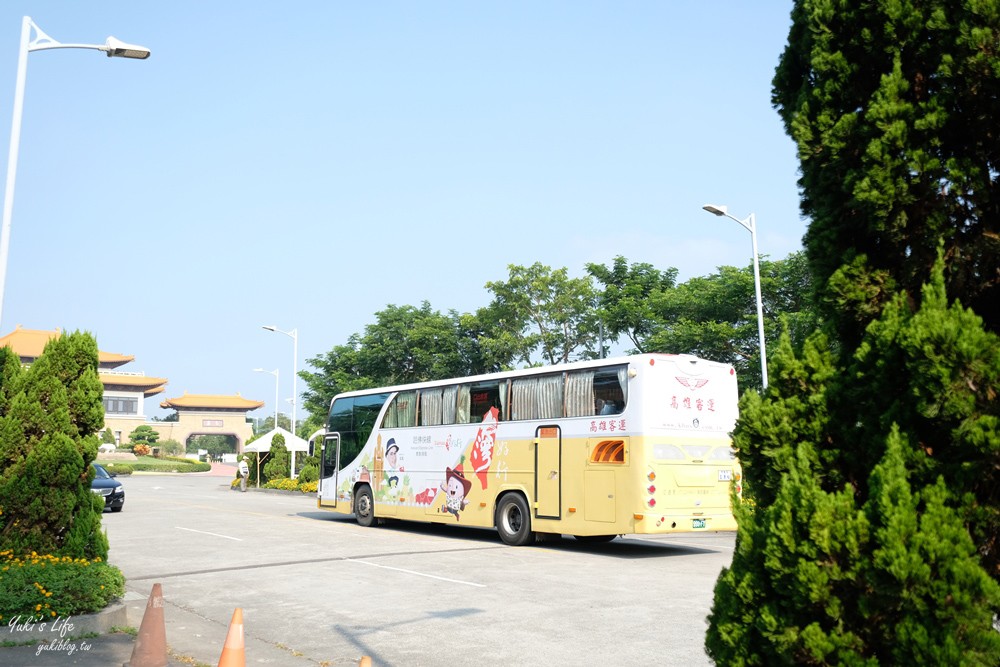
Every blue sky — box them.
[0,1,801,422]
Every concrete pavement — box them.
[1,464,241,667]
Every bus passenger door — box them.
[535,425,562,519]
[319,433,341,508]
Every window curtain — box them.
[497,381,508,421]
[442,385,457,424]
[565,370,595,417]
[616,366,628,407]
[457,384,471,424]
[420,388,443,426]
[511,378,538,420]
[537,374,564,419]
[384,391,417,428]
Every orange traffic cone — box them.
[125,582,168,667]
[359,657,373,667]
[217,607,246,667]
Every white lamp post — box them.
[0,17,150,328]
[263,325,298,476]
[702,204,768,390]
[252,367,279,429]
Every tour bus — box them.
[317,353,741,546]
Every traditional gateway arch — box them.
[155,393,265,454]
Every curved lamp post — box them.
[702,204,768,390]
[263,325,298,476]
[252,367,279,429]
[0,17,150,328]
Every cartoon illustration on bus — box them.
[439,464,473,520]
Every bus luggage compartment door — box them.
[320,433,341,508]
[534,425,562,519]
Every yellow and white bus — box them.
[317,353,740,546]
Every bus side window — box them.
[467,381,505,423]
[593,366,627,415]
[383,391,417,428]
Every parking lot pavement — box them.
[0,631,191,666]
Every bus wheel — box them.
[573,534,616,544]
[496,494,534,546]
[355,486,375,527]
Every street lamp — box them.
[252,367,279,429]
[0,17,150,328]
[702,204,768,390]
[262,325,298,437]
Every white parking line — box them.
[346,558,485,587]
[175,526,242,541]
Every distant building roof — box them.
[99,373,169,397]
[160,393,264,411]
[0,325,135,368]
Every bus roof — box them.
[327,353,734,405]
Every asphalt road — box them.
[103,471,735,666]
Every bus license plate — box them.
[718,469,732,481]
[693,518,706,529]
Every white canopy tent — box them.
[242,427,310,480]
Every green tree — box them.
[300,301,515,426]
[586,256,678,352]
[773,0,1000,345]
[484,262,600,365]
[128,424,160,447]
[588,253,816,392]
[707,2,1000,663]
[263,433,289,480]
[649,253,816,392]
[187,435,235,459]
[255,413,291,435]
[0,332,108,559]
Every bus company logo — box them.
[675,377,709,391]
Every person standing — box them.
[238,456,250,492]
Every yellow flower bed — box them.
[0,550,124,621]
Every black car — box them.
[91,463,125,512]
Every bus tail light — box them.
[647,498,656,508]
[647,485,656,494]
[647,471,656,482]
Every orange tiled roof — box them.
[160,393,264,410]
[0,326,135,367]
[99,373,168,397]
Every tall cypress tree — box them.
[707,2,1000,663]
[0,331,107,559]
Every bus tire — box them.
[355,485,375,528]
[496,493,534,546]
[573,534,616,544]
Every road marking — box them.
[346,558,486,587]
[175,526,242,541]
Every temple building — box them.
[0,326,262,452]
